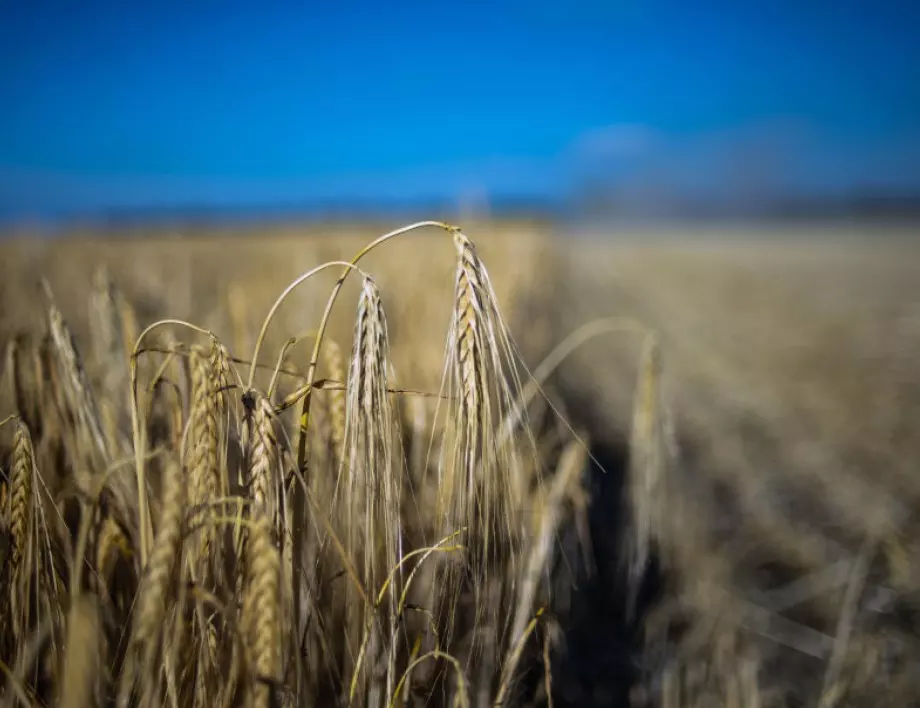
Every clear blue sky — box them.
[1,0,918,217]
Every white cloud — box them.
[568,123,659,160]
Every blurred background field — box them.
[2,1,920,706]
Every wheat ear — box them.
[47,294,109,463]
[9,419,34,583]
[244,391,280,526]
[186,344,222,572]
[442,230,527,565]
[626,333,666,617]
[244,514,282,708]
[90,265,130,443]
[96,515,133,582]
[344,275,403,701]
[133,459,185,650]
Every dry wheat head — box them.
[243,513,281,708]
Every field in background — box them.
[1,219,920,707]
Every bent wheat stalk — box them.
[293,221,451,475]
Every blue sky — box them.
[1,0,918,217]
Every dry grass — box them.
[0,218,919,708]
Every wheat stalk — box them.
[4,337,26,422]
[0,477,8,534]
[58,594,104,708]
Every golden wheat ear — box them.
[9,419,34,585]
[9,419,35,644]
[438,230,532,566]
[243,513,282,708]
[243,390,281,528]
[180,342,230,608]
[626,333,671,618]
[420,228,541,675]
[46,291,110,464]
[10,413,69,672]
[131,458,185,657]
[344,274,401,550]
[89,265,131,447]
[339,275,406,701]
[187,345,216,502]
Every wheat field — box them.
[1,219,919,707]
